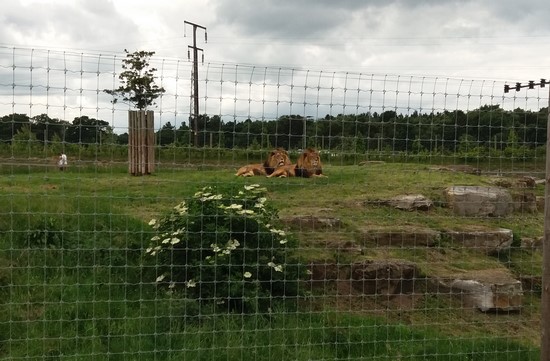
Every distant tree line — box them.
[0,105,547,160]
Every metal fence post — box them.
[542,84,550,361]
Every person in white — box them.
[58,152,68,171]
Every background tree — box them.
[0,113,30,143]
[30,114,69,145]
[104,49,166,110]
[65,116,112,145]
[157,122,176,146]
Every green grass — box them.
[0,160,544,359]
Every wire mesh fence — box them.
[0,46,545,360]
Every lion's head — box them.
[295,148,325,178]
[263,148,291,175]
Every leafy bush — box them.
[146,184,304,313]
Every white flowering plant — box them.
[146,184,303,313]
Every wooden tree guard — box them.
[128,110,155,175]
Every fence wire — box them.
[0,46,545,360]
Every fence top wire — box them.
[0,46,547,133]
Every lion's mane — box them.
[262,148,292,175]
[295,148,325,178]
[236,148,291,177]
[267,148,326,178]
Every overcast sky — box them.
[1,0,549,131]
[2,0,549,80]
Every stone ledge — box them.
[436,269,523,312]
[306,261,523,312]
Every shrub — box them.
[146,184,304,313]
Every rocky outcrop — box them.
[306,260,524,312]
[437,269,523,312]
[511,191,538,213]
[350,260,421,295]
[520,236,543,250]
[281,215,342,230]
[358,226,441,247]
[442,228,513,255]
[490,176,538,189]
[444,186,513,217]
[430,165,482,175]
[382,194,434,211]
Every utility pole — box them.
[505,79,550,361]
[184,20,207,147]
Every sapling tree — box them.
[104,49,165,109]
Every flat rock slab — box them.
[444,186,513,217]
[438,269,523,312]
[430,165,481,175]
[490,176,538,189]
[350,259,421,295]
[358,226,441,247]
[281,215,342,230]
[382,194,434,211]
[442,228,513,255]
[307,259,422,296]
[307,261,524,313]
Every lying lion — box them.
[267,148,327,178]
[235,148,292,177]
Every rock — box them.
[444,186,513,217]
[306,262,356,296]
[511,191,537,213]
[519,276,542,294]
[490,176,539,189]
[516,176,537,188]
[358,226,441,247]
[383,194,433,211]
[350,260,420,295]
[307,238,363,255]
[430,165,481,175]
[281,215,342,230]
[490,177,514,188]
[520,236,543,250]
[442,228,513,255]
[308,262,344,283]
[439,269,523,312]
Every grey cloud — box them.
[1,0,140,51]
[212,0,371,38]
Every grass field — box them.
[0,159,543,360]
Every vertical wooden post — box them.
[128,111,135,174]
[128,110,155,175]
[140,111,146,175]
[148,110,155,173]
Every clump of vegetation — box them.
[146,184,304,313]
[104,49,165,110]
[27,216,63,248]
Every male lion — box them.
[235,148,291,177]
[267,148,327,178]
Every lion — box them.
[235,148,291,177]
[267,148,326,178]
[265,163,296,178]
